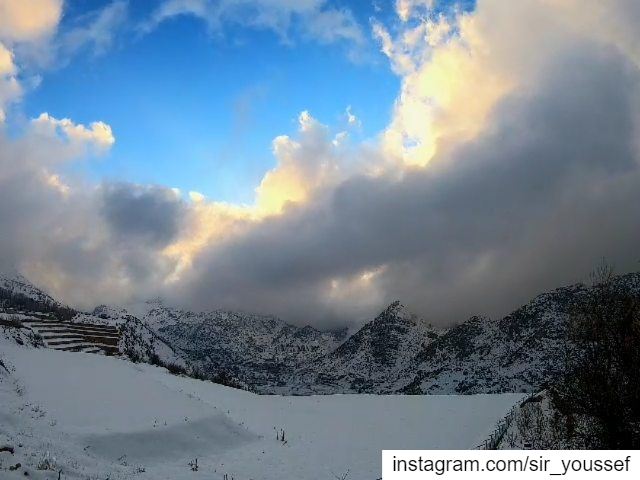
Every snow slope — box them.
[0,342,523,479]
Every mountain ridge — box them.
[3,270,640,395]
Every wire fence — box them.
[475,391,540,450]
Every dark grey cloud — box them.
[173,43,640,327]
[0,163,57,272]
[0,130,182,307]
[101,183,185,247]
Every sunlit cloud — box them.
[254,111,342,215]
[376,6,512,167]
[31,112,115,156]
[0,0,62,43]
[0,42,21,120]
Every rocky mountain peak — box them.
[373,300,417,325]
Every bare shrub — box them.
[0,315,23,328]
[552,265,640,448]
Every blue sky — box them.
[21,0,474,204]
[23,1,394,203]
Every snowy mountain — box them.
[135,272,638,396]
[288,301,442,394]
[97,301,347,393]
[397,273,640,395]
[3,269,640,396]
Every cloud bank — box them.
[1,0,640,327]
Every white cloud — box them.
[371,20,415,75]
[0,1,128,125]
[143,0,364,53]
[60,1,129,57]
[31,112,115,156]
[395,0,436,22]
[332,131,348,147]
[303,7,364,46]
[345,105,361,128]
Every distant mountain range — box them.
[3,270,640,395]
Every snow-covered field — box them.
[0,343,523,479]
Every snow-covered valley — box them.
[0,342,523,479]
[3,269,640,476]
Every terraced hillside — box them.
[0,309,120,355]
[22,315,120,355]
